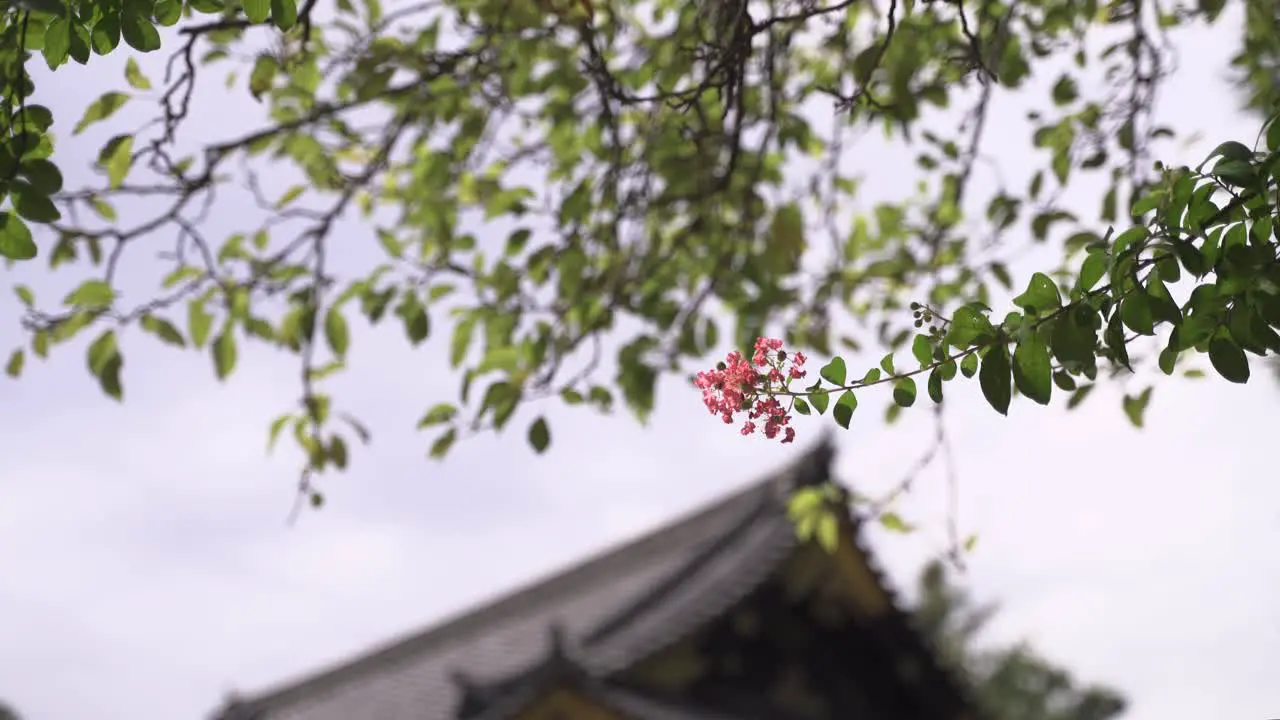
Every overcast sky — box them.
[1,4,1278,719]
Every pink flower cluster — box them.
[695,337,807,443]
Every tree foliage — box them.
[2,0,1279,505]
[913,560,1127,720]
[701,119,1280,434]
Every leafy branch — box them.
[3,0,1274,518]
[709,118,1280,432]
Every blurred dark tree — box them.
[914,561,1128,720]
[1232,0,1280,116]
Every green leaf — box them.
[6,349,25,378]
[87,330,116,373]
[1130,189,1164,216]
[1050,307,1098,365]
[275,185,305,209]
[1051,74,1078,104]
[1052,370,1077,390]
[418,403,458,428]
[0,213,37,260]
[44,18,72,67]
[90,13,121,55]
[87,330,124,400]
[1078,252,1106,291]
[398,297,430,345]
[13,186,61,223]
[154,0,183,24]
[70,20,92,64]
[121,10,162,50]
[911,334,933,367]
[1208,141,1253,162]
[809,388,830,415]
[124,57,152,90]
[587,385,613,411]
[65,280,115,308]
[793,397,811,415]
[1107,319,1133,371]
[1122,387,1152,428]
[528,416,551,454]
[212,329,238,380]
[18,159,64,195]
[879,512,914,533]
[1119,293,1155,336]
[927,368,943,403]
[33,331,50,358]
[879,353,896,375]
[1207,335,1249,383]
[98,135,134,189]
[15,0,69,15]
[990,262,1013,289]
[87,196,117,221]
[74,92,130,135]
[1012,272,1061,313]
[188,300,214,348]
[243,0,270,22]
[477,346,520,375]
[892,378,916,407]
[328,436,349,469]
[945,307,996,348]
[1012,337,1052,405]
[271,0,299,29]
[979,345,1012,415]
[764,204,806,273]
[618,360,657,423]
[960,352,978,378]
[324,307,350,357]
[450,315,476,367]
[94,351,125,400]
[248,54,279,100]
[1211,158,1255,188]
[814,513,839,552]
[1031,210,1073,241]
[787,486,824,522]
[819,356,846,386]
[1067,384,1094,409]
[140,314,186,347]
[832,390,857,429]
[429,427,458,459]
[505,229,532,256]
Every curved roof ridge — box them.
[212,438,836,719]
[574,437,835,672]
[580,474,779,646]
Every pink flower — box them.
[695,337,803,444]
[789,351,807,379]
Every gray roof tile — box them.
[214,441,830,720]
